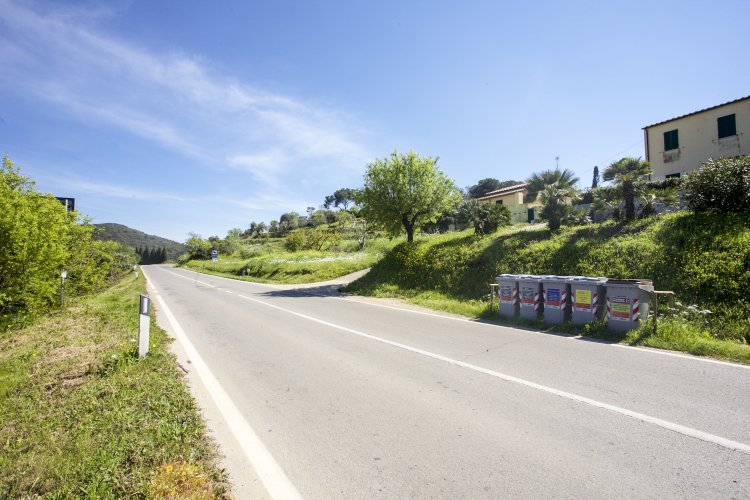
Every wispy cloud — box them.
[0,0,372,194]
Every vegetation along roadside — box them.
[0,272,228,497]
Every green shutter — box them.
[718,114,737,139]
[664,129,679,151]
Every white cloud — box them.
[0,0,373,192]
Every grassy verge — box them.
[0,273,227,497]
[181,237,397,284]
[345,216,750,365]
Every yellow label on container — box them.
[575,289,592,309]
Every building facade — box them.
[643,96,750,180]
[476,183,541,223]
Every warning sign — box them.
[545,288,561,308]
[611,296,631,321]
[575,289,592,310]
[521,287,535,306]
[500,285,513,303]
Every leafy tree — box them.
[683,156,750,213]
[0,155,133,316]
[323,195,336,209]
[457,200,512,235]
[468,178,521,199]
[603,157,652,220]
[525,168,580,230]
[279,212,300,232]
[358,150,462,242]
[185,234,212,260]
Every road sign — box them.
[211,249,218,263]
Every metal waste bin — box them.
[568,276,607,325]
[541,275,571,324]
[606,279,654,331]
[496,274,520,318]
[518,275,543,320]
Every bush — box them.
[683,156,750,213]
[0,156,136,319]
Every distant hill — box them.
[94,223,186,261]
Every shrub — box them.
[683,156,750,213]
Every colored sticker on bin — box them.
[521,287,535,306]
[575,289,592,310]
[545,288,561,308]
[611,296,631,321]
[500,285,513,303]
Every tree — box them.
[603,157,652,220]
[592,166,599,188]
[457,200,512,235]
[323,188,358,210]
[185,234,211,260]
[524,168,579,204]
[279,212,300,232]
[358,150,462,242]
[525,168,580,231]
[468,178,521,199]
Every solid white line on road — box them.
[142,269,302,500]
[164,267,750,371]
[234,291,750,455]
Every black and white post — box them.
[138,294,151,358]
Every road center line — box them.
[164,267,750,371]
[142,269,302,500]
[233,291,750,455]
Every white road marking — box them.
[165,267,750,370]
[234,291,750,455]
[142,269,302,500]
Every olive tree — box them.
[358,150,462,242]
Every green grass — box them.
[181,237,398,284]
[0,274,227,497]
[345,213,750,364]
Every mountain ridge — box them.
[94,223,186,261]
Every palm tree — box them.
[525,168,580,230]
[603,157,652,220]
[525,168,579,204]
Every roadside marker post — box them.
[60,270,67,306]
[138,294,151,358]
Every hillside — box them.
[94,223,186,261]
[346,211,750,349]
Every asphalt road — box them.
[142,265,750,499]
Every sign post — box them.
[138,294,151,358]
[211,249,218,271]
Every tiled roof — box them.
[476,182,528,200]
[643,95,750,129]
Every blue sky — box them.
[1,0,748,242]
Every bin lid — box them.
[606,279,653,285]
[517,274,542,280]
[496,274,518,279]
[541,275,568,281]
[567,276,607,284]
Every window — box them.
[664,129,679,151]
[665,173,681,179]
[718,114,737,139]
[495,200,503,205]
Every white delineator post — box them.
[138,294,151,358]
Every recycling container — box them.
[541,275,571,324]
[496,274,520,318]
[606,279,654,332]
[568,276,607,325]
[517,275,543,320]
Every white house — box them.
[643,95,749,180]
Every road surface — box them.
[141,265,750,499]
